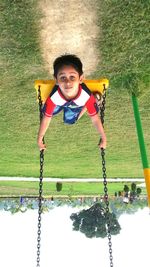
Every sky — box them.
[1,206,150,267]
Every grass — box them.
[0,181,146,197]
[0,1,150,196]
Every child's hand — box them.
[37,138,46,151]
[99,137,107,150]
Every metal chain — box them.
[100,85,113,267]
[36,86,44,267]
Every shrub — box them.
[56,182,63,192]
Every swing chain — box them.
[101,149,113,266]
[100,88,106,125]
[36,86,44,267]
[100,85,113,267]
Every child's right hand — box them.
[98,136,107,150]
[37,139,46,151]
[99,137,107,149]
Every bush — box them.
[56,182,63,192]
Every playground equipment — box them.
[131,94,150,207]
[34,78,109,103]
[34,77,150,267]
[34,78,113,267]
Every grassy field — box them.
[0,180,146,197]
[0,1,149,196]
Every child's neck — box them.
[59,85,80,100]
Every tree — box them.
[70,202,121,238]
[114,192,118,197]
[130,182,142,202]
[56,182,63,192]
[123,183,142,203]
[98,2,150,95]
[136,187,142,197]
[124,185,129,197]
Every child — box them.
[37,54,106,150]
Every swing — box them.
[34,78,109,103]
[35,78,113,267]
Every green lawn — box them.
[0,181,146,197]
[0,0,149,194]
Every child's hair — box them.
[53,54,83,78]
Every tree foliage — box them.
[70,202,121,238]
[56,182,63,192]
[97,0,150,96]
[115,182,142,204]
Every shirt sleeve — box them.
[85,94,99,116]
[44,97,56,117]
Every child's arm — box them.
[37,115,52,150]
[90,114,107,149]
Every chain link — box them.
[100,85,113,267]
[36,86,44,267]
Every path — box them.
[0,177,145,185]
[38,0,100,76]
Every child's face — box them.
[56,65,83,99]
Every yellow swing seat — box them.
[34,78,109,103]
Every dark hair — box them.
[53,54,83,78]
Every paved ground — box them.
[38,0,100,76]
[0,176,145,185]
